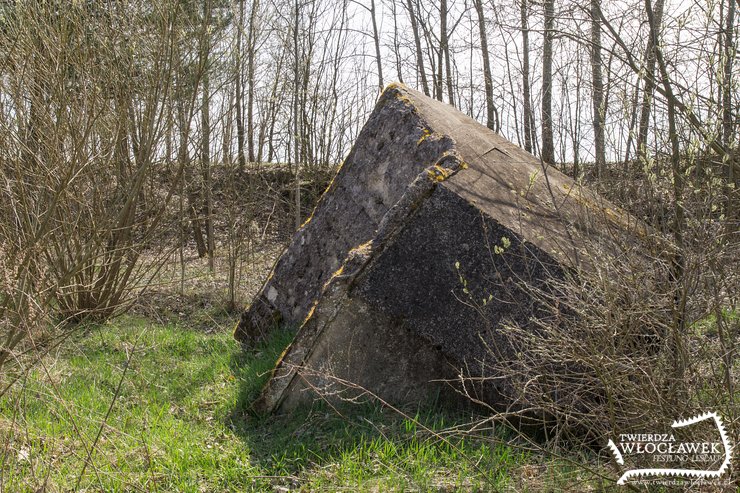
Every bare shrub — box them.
[463,156,739,485]
[0,1,194,382]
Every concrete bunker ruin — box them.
[236,83,643,414]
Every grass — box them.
[0,270,733,492]
[691,307,739,338]
[0,315,546,492]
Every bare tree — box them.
[201,0,215,270]
[292,0,302,229]
[473,0,498,132]
[235,0,247,168]
[389,0,405,84]
[589,0,605,177]
[721,0,736,156]
[541,0,555,164]
[247,0,261,163]
[440,0,454,105]
[370,0,385,92]
[635,0,664,164]
[521,0,534,153]
[404,0,430,96]
[645,0,687,379]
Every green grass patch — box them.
[0,316,531,492]
[691,307,739,337]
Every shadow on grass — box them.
[224,327,524,491]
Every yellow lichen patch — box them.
[320,241,373,289]
[418,130,446,147]
[319,159,344,197]
[274,341,296,367]
[300,214,313,229]
[321,176,336,196]
[459,161,469,170]
[322,264,346,290]
[427,164,454,182]
[303,301,318,325]
[385,81,408,92]
[349,240,373,257]
[417,128,432,145]
[394,92,413,105]
[388,87,420,115]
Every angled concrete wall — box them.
[235,85,457,342]
[239,84,645,413]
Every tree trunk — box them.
[201,0,214,270]
[293,0,302,230]
[636,0,664,163]
[722,0,736,153]
[623,74,641,167]
[202,79,214,267]
[179,108,206,259]
[391,0,404,84]
[436,0,446,102]
[521,0,534,153]
[405,0,430,96]
[721,0,737,231]
[235,0,247,169]
[646,0,686,381]
[166,101,173,168]
[441,0,455,106]
[223,90,233,167]
[541,0,555,165]
[590,0,606,177]
[370,0,384,93]
[474,0,497,131]
[247,0,259,163]
[266,53,284,163]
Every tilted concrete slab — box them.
[238,84,646,413]
[235,85,459,342]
